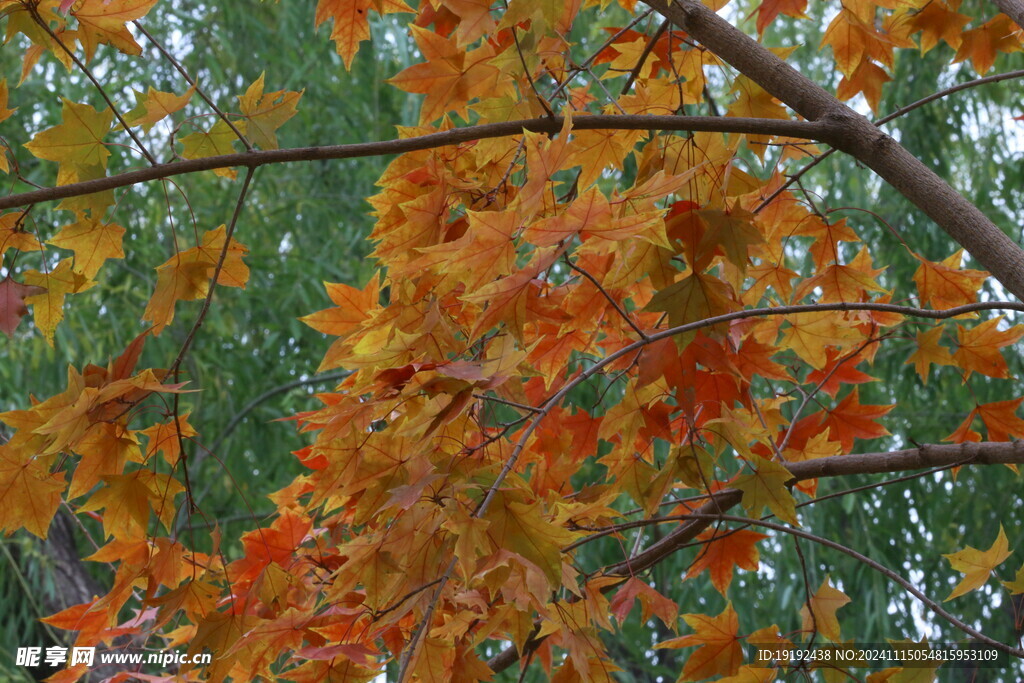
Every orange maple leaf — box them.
[609,577,679,628]
[913,249,989,309]
[953,14,1022,74]
[0,443,66,538]
[952,316,1024,379]
[387,26,501,124]
[754,0,808,35]
[686,528,769,595]
[657,602,743,680]
[822,388,893,452]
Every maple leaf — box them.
[1000,562,1024,594]
[944,526,1012,600]
[315,0,412,69]
[822,388,893,452]
[754,0,808,35]
[952,316,1024,379]
[24,99,114,171]
[645,272,739,335]
[68,422,141,499]
[0,212,44,256]
[0,276,46,337]
[792,247,886,303]
[820,9,897,79]
[906,325,956,384]
[656,602,743,681]
[143,226,250,334]
[779,310,862,370]
[300,275,379,338]
[800,576,850,641]
[0,443,66,538]
[790,216,859,270]
[125,86,195,132]
[23,258,96,344]
[387,26,501,124]
[686,528,768,595]
[80,469,184,539]
[953,14,1022,74]
[609,577,679,628]
[47,218,126,278]
[836,60,891,114]
[139,413,198,467]
[180,119,249,179]
[907,0,971,53]
[483,493,578,587]
[71,0,159,61]
[237,72,303,150]
[977,399,1024,442]
[913,249,988,309]
[734,458,799,526]
[943,408,982,444]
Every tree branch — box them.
[643,0,1024,301]
[0,115,833,212]
[992,0,1024,30]
[488,441,1024,673]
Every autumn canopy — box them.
[2,0,1024,680]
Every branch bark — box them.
[488,440,1024,673]
[643,0,1024,301]
[0,114,833,212]
[992,0,1024,29]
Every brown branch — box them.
[993,0,1024,29]
[756,67,1024,212]
[643,0,1024,301]
[0,115,833,211]
[489,441,1024,672]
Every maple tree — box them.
[2,0,1024,681]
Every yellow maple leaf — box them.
[944,526,1012,600]
[125,86,195,132]
[48,218,126,278]
[143,226,250,334]
[180,119,249,179]
[72,0,159,61]
[800,575,851,641]
[237,72,303,150]
[734,457,800,526]
[23,258,96,344]
[25,99,114,170]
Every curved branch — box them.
[643,0,1024,301]
[488,441,1024,673]
[684,513,1024,658]
[0,114,834,211]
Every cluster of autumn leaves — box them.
[1,0,1024,680]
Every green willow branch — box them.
[0,114,834,212]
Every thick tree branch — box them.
[488,441,1024,673]
[0,115,833,212]
[644,0,1024,301]
[993,0,1024,29]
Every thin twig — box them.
[29,8,158,165]
[132,20,253,151]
